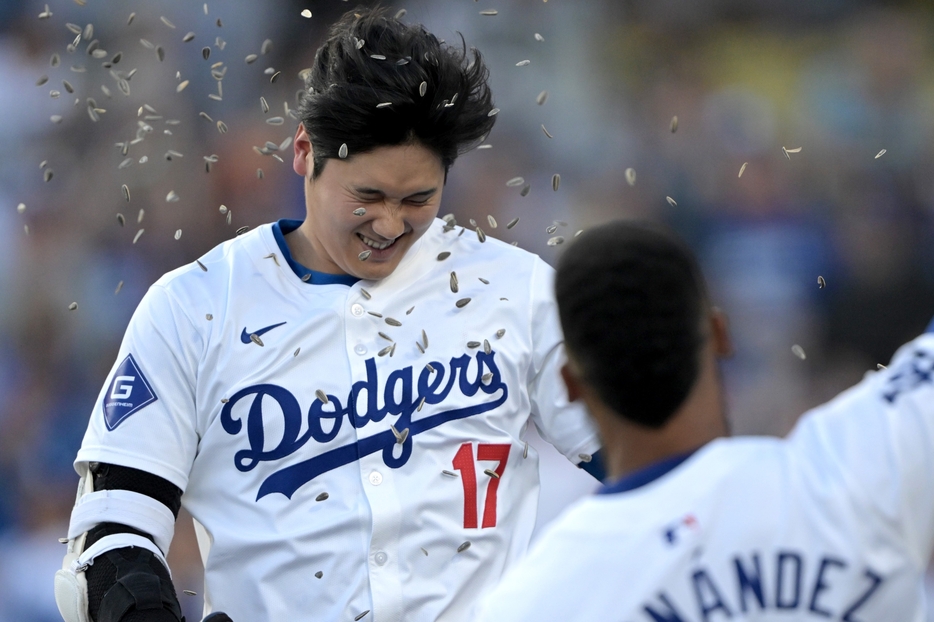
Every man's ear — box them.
[560,363,584,403]
[293,124,313,177]
[710,307,734,359]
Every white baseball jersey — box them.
[476,332,934,622]
[75,217,600,622]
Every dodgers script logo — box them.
[221,349,508,500]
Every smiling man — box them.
[55,8,602,622]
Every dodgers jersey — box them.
[476,333,934,622]
[75,217,600,622]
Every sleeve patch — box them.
[102,354,159,430]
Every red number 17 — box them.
[452,442,510,529]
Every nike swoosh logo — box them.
[240,322,287,344]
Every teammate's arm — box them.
[55,462,185,622]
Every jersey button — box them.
[374,552,388,566]
[369,471,383,486]
[351,303,365,317]
[354,344,367,356]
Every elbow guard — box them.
[55,463,184,622]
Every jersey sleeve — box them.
[788,333,934,564]
[76,283,204,491]
[525,259,600,464]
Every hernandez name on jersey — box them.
[476,333,934,622]
[77,217,599,622]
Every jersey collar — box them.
[272,219,361,286]
[597,448,699,495]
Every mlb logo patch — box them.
[102,354,158,430]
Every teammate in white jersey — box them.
[54,8,603,622]
[476,221,934,621]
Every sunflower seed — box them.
[174,229,182,240]
[546,224,558,234]
[506,217,519,229]
[250,333,264,347]
[260,96,269,113]
[354,37,366,50]
[301,9,312,18]
[450,272,458,293]
[670,116,679,132]
[506,176,525,187]
[484,468,500,479]
[442,470,456,477]
[481,340,491,355]
[791,344,806,360]
[391,425,409,444]
[877,364,886,370]
[360,287,372,300]
[257,168,264,179]
[68,302,78,311]
[738,162,747,178]
[339,143,349,159]
[182,590,197,596]
[294,348,301,357]
[261,39,273,54]
[236,226,250,235]
[316,492,329,502]
[358,250,371,261]
[875,149,886,159]
[216,120,228,134]
[202,47,211,60]
[425,363,435,373]
[166,190,179,202]
[536,90,548,105]
[204,313,212,320]
[111,52,122,64]
[314,571,323,579]
[117,158,132,169]
[666,196,679,208]
[377,332,393,343]
[422,329,429,349]
[534,32,545,41]
[156,46,165,62]
[118,79,131,95]
[176,80,189,93]
[301,274,310,282]
[199,111,214,122]
[137,209,145,224]
[376,102,392,109]
[478,278,489,285]
[785,146,802,154]
[126,12,136,25]
[817,275,826,289]
[436,251,451,261]
[488,108,499,117]
[552,174,560,191]
[133,229,144,244]
[455,298,471,308]
[83,24,93,40]
[159,16,176,29]
[495,328,505,338]
[523,441,529,458]
[378,345,392,357]
[385,317,402,327]
[116,213,125,227]
[541,125,553,139]
[43,169,53,182]
[481,372,494,385]
[467,341,481,349]
[216,18,223,27]
[354,612,369,622]
[183,32,195,42]
[62,80,74,94]
[547,236,564,246]
[478,144,492,150]
[368,311,382,318]
[36,75,49,86]
[263,252,280,267]
[516,60,531,67]
[457,542,471,553]
[196,259,208,272]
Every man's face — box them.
[292,125,445,280]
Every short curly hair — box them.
[297,7,496,178]
[556,221,709,429]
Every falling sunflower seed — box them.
[68,302,78,311]
[546,224,558,234]
[541,125,553,139]
[506,177,525,187]
[182,590,197,596]
[457,542,471,553]
[738,162,747,178]
[133,229,144,244]
[516,60,531,66]
[339,143,349,159]
[314,571,323,579]
[875,149,886,159]
[378,345,392,357]
[183,32,195,42]
[216,120,228,134]
[385,317,402,327]
[236,226,250,235]
[487,215,497,229]
[166,190,180,202]
[354,612,369,622]
[483,339,491,354]
[625,168,636,186]
[202,47,211,60]
[495,328,505,338]
[174,229,182,240]
[670,116,678,132]
[484,469,500,479]
[270,71,280,83]
[156,46,165,62]
[552,174,560,191]
[137,209,145,224]
[245,54,258,64]
[250,333,264,347]
[476,227,486,243]
[488,108,499,117]
[358,250,371,261]
[791,344,806,360]
[450,272,458,293]
[456,298,471,308]
[666,196,677,207]
[260,96,269,113]
[315,492,329,502]
[523,442,529,458]
[160,16,176,29]
[506,217,519,229]
[467,341,481,349]
[196,259,208,272]
[817,275,826,289]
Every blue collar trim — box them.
[272,219,360,287]
[597,449,698,495]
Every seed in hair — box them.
[516,60,531,66]
[670,116,678,132]
[488,108,499,117]
[376,102,392,109]
[300,9,312,18]
[339,143,349,159]
[419,81,428,97]
[817,275,826,289]
[358,250,371,261]
[552,174,560,191]
[385,317,402,327]
[484,469,500,479]
[316,492,329,502]
[536,90,548,105]
[875,149,886,159]
[355,38,365,50]
[547,236,564,246]
[791,344,806,360]
[666,196,677,207]
[457,542,471,553]
[456,298,471,308]
[133,229,144,244]
[496,328,505,338]
[738,162,747,178]
[68,302,78,311]
[541,125,553,138]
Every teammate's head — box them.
[555,221,712,429]
[296,7,495,179]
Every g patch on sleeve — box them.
[103,354,159,430]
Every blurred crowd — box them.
[2,0,934,619]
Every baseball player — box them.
[54,8,603,622]
[476,221,934,621]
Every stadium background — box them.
[1,0,934,619]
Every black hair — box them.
[555,221,709,429]
[298,7,496,178]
